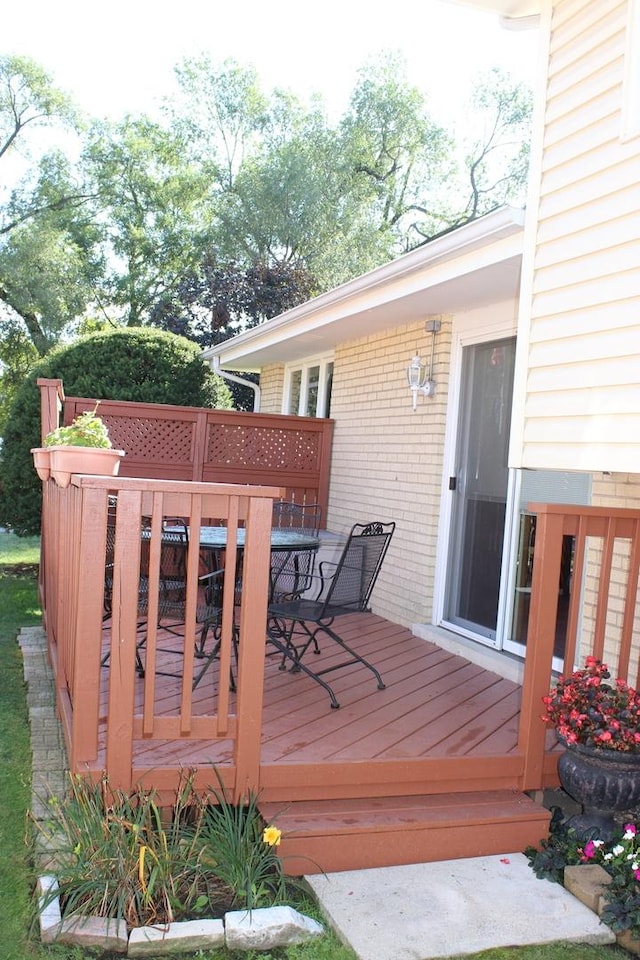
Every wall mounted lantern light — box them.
[407,318,441,411]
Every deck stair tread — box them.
[260,790,550,875]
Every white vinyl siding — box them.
[511,0,640,474]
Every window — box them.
[283,357,333,418]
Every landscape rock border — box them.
[38,876,323,955]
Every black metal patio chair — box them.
[103,518,234,688]
[150,565,237,691]
[266,520,395,708]
[269,501,322,603]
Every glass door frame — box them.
[433,304,519,650]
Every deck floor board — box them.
[95,614,533,783]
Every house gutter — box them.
[211,355,261,412]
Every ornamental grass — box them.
[34,769,294,929]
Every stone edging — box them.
[38,875,323,955]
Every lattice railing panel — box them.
[41,381,333,522]
[207,424,320,472]
[101,416,193,463]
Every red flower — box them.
[542,659,640,753]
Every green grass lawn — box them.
[0,530,41,566]
[0,532,630,959]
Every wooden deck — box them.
[95,614,533,772]
[93,612,556,872]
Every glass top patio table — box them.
[160,524,319,552]
[196,526,319,552]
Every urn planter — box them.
[558,740,640,839]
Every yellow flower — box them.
[262,825,282,847]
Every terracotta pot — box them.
[31,447,51,482]
[47,446,125,488]
[558,739,640,839]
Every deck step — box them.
[259,790,551,875]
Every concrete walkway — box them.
[19,626,614,959]
[306,855,614,960]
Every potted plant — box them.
[31,405,125,487]
[542,656,640,837]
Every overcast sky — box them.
[3,0,540,127]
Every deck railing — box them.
[518,503,640,789]
[37,379,333,522]
[41,472,284,800]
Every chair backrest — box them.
[270,544,317,602]
[273,500,322,534]
[270,502,321,602]
[270,502,322,602]
[139,518,189,600]
[322,521,395,614]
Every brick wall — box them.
[258,365,284,414]
[325,318,451,627]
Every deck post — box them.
[518,507,564,789]
[37,378,64,442]
[104,489,144,791]
[69,486,110,765]
[233,495,273,802]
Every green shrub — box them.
[0,328,232,535]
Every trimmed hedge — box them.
[0,328,232,535]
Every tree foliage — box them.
[341,52,455,246]
[0,49,533,411]
[0,328,232,535]
[150,256,317,409]
[82,116,210,326]
[0,54,77,175]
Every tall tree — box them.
[0,54,77,181]
[82,116,210,326]
[0,56,96,349]
[169,56,268,189]
[214,91,390,287]
[340,52,456,249]
[0,151,102,354]
[459,68,533,223]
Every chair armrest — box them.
[198,569,225,584]
[312,560,339,601]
